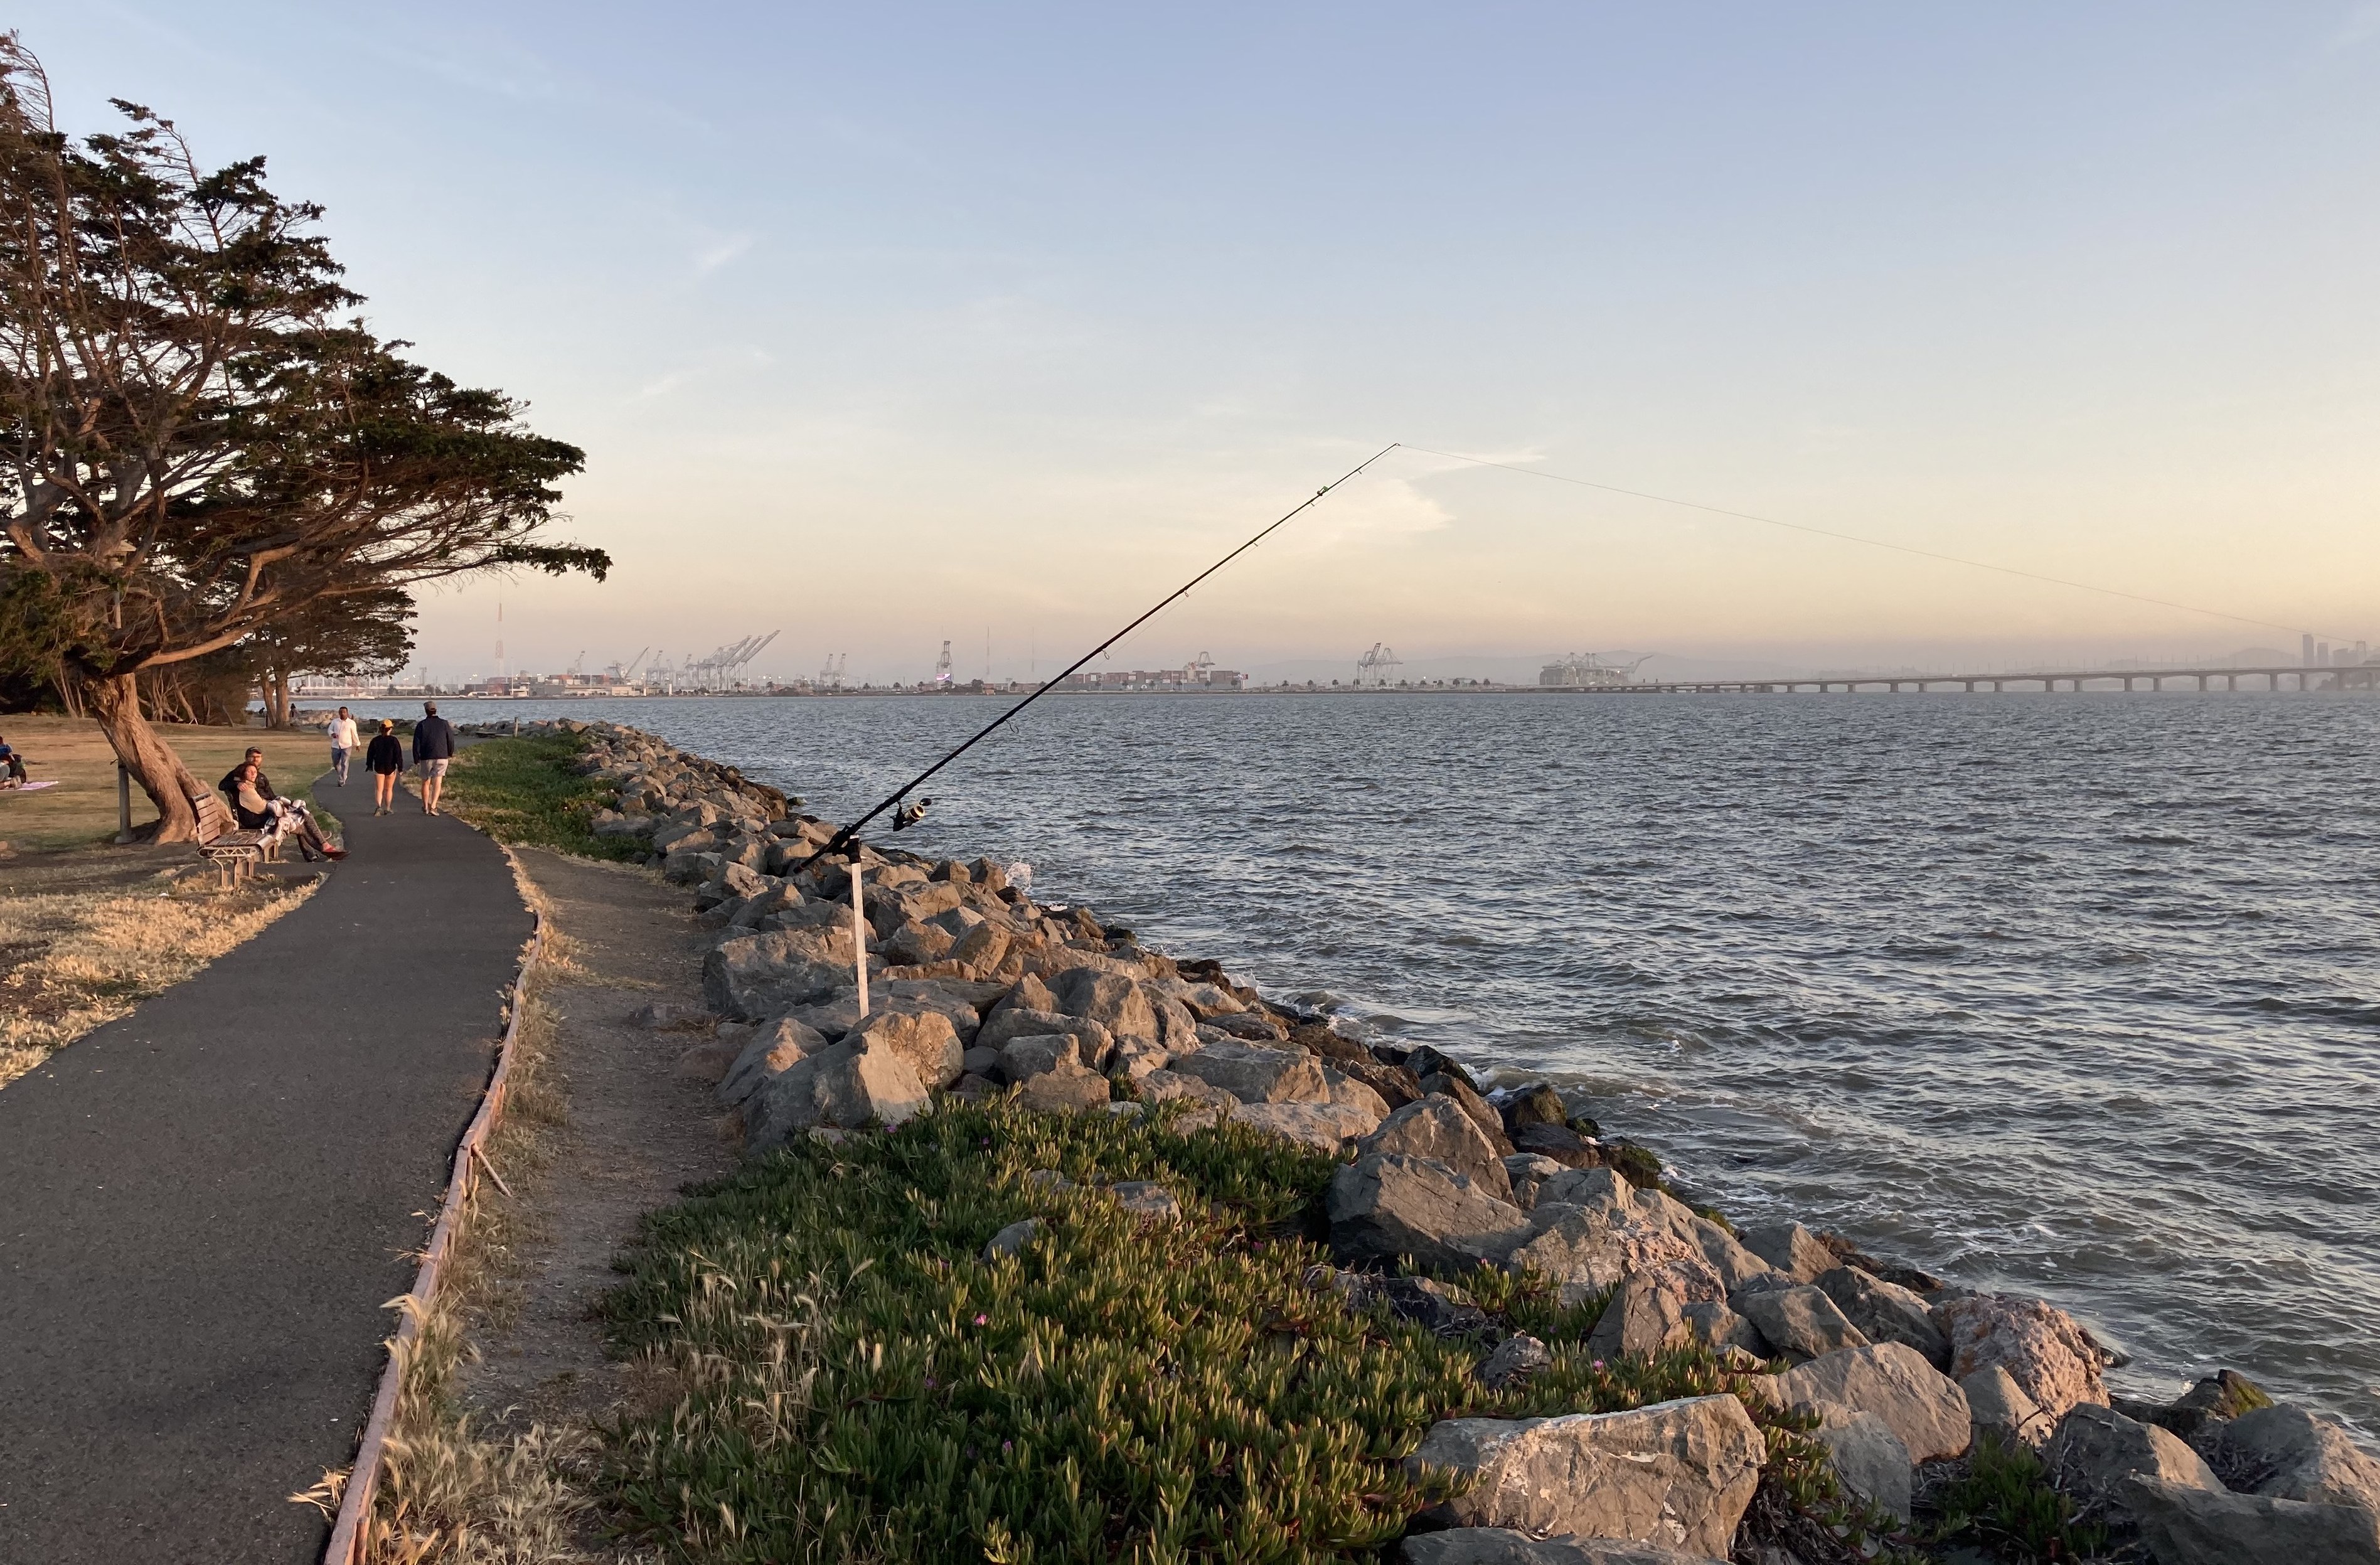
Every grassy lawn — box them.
[437,733,645,862]
[592,1100,1885,1564]
[0,713,335,851]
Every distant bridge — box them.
[1544,665,2379,695]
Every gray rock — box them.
[1013,1062,1111,1114]
[1586,1274,1712,1362]
[715,1015,830,1108]
[847,1007,964,1089]
[1422,1073,1515,1153]
[2215,1404,2380,1512]
[961,1045,1000,1076]
[1502,1153,1568,1211]
[1737,1221,1835,1282]
[1755,1343,1971,1463]
[984,1217,1043,1260]
[1399,1533,1724,1565]
[1227,1099,1382,1151]
[976,1007,1116,1067]
[1138,1068,1238,1115]
[1407,1394,1766,1559]
[1109,1036,1173,1083]
[1326,1153,1532,1272]
[949,921,1010,973]
[1050,966,1158,1040]
[1963,1364,2052,1448]
[1320,1065,1390,1119]
[998,1033,1082,1082]
[675,1038,740,1083]
[1678,1300,1769,1359]
[1358,1096,1517,1202]
[1501,1204,1719,1298]
[1729,1285,1869,1364]
[1933,1291,2109,1420]
[1799,1403,1913,1522]
[881,919,955,966]
[1110,1181,1180,1223]
[743,1038,930,1150]
[1375,1276,1495,1338]
[1815,1266,1949,1368]
[703,924,858,1019]
[1477,1334,1553,1389]
[2127,1475,2380,1564]
[1172,1040,1330,1104]
[2044,1403,2221,1525]
[663,848,725,885]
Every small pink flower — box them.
[1001,1440,1013,1452]
[1592,1360,1605,1370]
[974,1313,988,1326]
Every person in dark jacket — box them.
[366,720,406,815]
[219,746,277,809]
[412,700,457,816]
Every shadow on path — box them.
[0,776,530,1564]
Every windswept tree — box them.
[0,36,606,838]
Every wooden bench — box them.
[191,791,287,887]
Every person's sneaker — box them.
[326,847,348,860]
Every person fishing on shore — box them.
[365,720,405,816]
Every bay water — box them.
[356,690,2380,1428]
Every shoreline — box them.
[456,714,2380,1561]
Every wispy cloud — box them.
[694,233,754,275]
[2329,1,2380,48]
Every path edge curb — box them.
[322,852,543,1565]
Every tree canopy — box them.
[0,34,608,834]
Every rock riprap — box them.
[485,718,2380,1557]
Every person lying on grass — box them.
[227,759,344,862]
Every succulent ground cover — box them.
[439,734,644,863]
[594,1099,1903,1564]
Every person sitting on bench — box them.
[226,759,344,862]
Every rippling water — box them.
[363,690,2380,1426]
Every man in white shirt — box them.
[326,707,360,786]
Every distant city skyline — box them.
[19,3,2380,680]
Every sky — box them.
[18,3,2380,683]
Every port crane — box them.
[933,640,954,686]
[1355,643,1403,686]
[818,653,846,690]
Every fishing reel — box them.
[892,796,932,831]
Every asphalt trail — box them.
[0,774,530,1564]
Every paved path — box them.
[0,777,530,1564]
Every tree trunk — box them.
[259,668,288,729]
[85,673,207,843]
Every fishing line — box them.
[794,442,1401,873]
[1404,444,2345,645]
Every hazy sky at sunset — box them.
[19,3,2380,681]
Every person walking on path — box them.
[366,719,406,816]
[412,700,457,816]
[326,707,360,786]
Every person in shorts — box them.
[366,720,406,815]
[412,700,457,816]
[326,706,360,785]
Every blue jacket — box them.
[412,715,457,762]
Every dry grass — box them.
[336,856,659,1565]
[0,713,333,850]
[0,867,321,1087]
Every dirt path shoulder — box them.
[460,848,731,1430]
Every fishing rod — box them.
[792,442,1401,876]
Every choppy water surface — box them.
[390,691,2380,1424]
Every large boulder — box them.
[2213,1405,2380,1512]
[1963,1364,2052,1448]
[1172,1040,1330,1104]
[976,1007,1115,1066]
[1327,1153,1531,1272]
[1406,1395,1765,1559]
[1585,1273,1722,1361]
[1399,1532,1724,1565]
[847,1008,964,1089]
[1815,1266,1949,1368]
[1801,1404,1913,1522]
[1756,1343,1970,1463]
[2126,1475,2380,1564]
[1230,1099,1382,1153]
[743,1038,929,1150]
[1730,1285,1867,1364]
[1502,1204,1719,1300]
[1422,1074,1515,1153]
[1737,1221,1835,1282]
[2042,1404,2220,1525]
[1013,1061,1112,1114]
[1358,1097,1517,1202]
[1050,966,1160,1040]
[1932,1292,2108,1419]
[1503,1169,1776,1296]
[703,925,858,1019]
[715,1015,829,1108]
